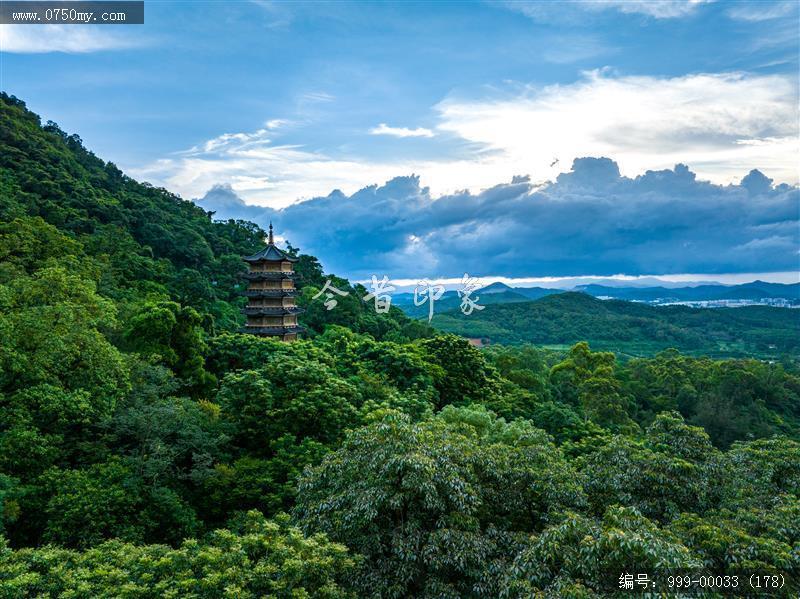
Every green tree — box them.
[295,407,584,598]
[123,300,216,397]
[503,506,701,597]
[216,355,362,451]
[578,414,716,522]
[417,334,503,409]
[40,459,199,548]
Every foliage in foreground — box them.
[0,511,356,598]
[293,407,800,597]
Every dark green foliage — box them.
[623,350,800,446]
[123,300,217,396]
[577,414,717,522]
[40,459,200,548]
[504,506,701,597]
[217,359,361,448]
[417,334,504,409]
[0,94,266,325]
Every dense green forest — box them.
[1,93,799,596]
[431,292,800,359]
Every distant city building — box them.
[241,223,305,341]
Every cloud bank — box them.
[196,158,800,281]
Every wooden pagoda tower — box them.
[241,223,304,341]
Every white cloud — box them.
[265,118,290,129]
[434,70,799,187]
[132,134,409,209]
[726,1,796,21]
[587,0,713,18]
[504,0,712,21]
[369,123,435,138]
[131,70,799,208]
[0,24,142,53]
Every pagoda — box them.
[241,223,305,341]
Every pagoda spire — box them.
[268,221,274,244]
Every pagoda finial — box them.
[268,221,274,244]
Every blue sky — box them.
[1,0,798,282]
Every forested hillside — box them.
[432,292,800,358]
[1,94,799,596]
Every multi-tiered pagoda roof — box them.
[240,224,305,341]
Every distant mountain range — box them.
[425,291,800,358]
[573,280,799,302]
[392,280,799,318]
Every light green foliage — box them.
[550,342,637,431]
[218,357,361,448]
[0,267,129,495]
[207,331,333,375]
[0,385,103,477]
[0,266,128,400]
[0,217,83,282]
[0,512,357,598]
[295,407,584,598]
[550,341,614,404]
[645,409,717,462]
[315,326,438,419]
[484,344,550,398]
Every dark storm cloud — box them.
[195,158,799,279]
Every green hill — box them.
[394,286,532,319]
[0,93,268,331]
[0,93,425,341]
[432,291,800,358]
